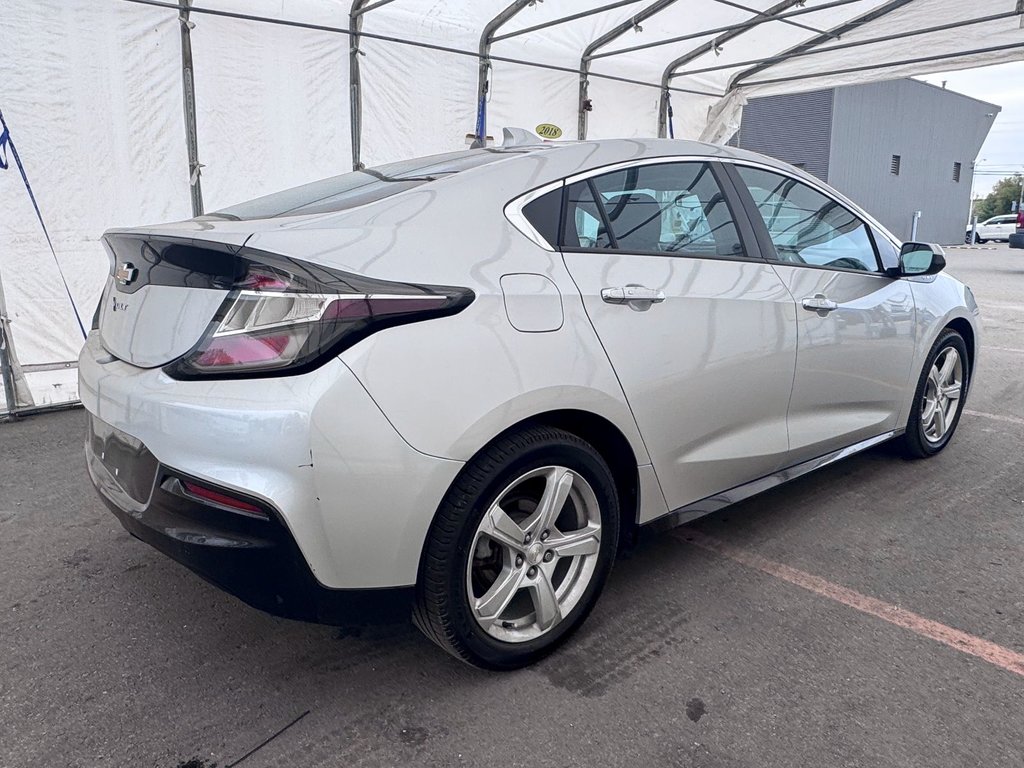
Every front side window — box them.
[735,166,880,273]
[563,162,745,258]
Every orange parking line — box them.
[677,530,1024,678]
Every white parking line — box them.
[965,409,1024,427]
[986,346,1024,355]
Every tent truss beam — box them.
[578,0,679,139]
[671,8,1023,82]
[588,0,863,61]
[710,0,833,38]
[492,0,646,44]
[729,0,915,88]
[351,0,396,17]
[178,0,203,216]
[657,0,806,137]
[124,0,724,101]
[740,39,1024,89]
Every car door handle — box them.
[801,294,838,313]
[601,286,666,305]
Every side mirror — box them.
[894,242,946,277]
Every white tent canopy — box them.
[2,0,1022,411]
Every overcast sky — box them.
[917,60,1024,197]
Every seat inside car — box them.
[606,193,663,252]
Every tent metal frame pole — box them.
[492,0,645,43]
[729,0,915,89]
[672,9,1023,82]
[709,0,833,38]
[349,0,377,169]
[351,0,396,16]
[474,0,533,146]
[125,1,723,98]
[178,0,203,216]
[657,0,805,138]
[588,0,862,61]
[578,0,678,140]
[739,40,1024,89]
[0,269,19,420]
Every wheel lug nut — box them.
[540,530,549,541]
[515,555,524,568]
[524,532,532,544]
[527,566,538,578]
[543,550,554,562]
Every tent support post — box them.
[0,270,20,420]
[178,0,203,216]
[578,0,678,140]
[474,0,533,147]
[657,0,805,137]
[349,0,374,169]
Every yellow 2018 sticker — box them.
[535,123,563,139]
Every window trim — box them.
[721,161,888,278]
[505,154,904,267]
[558,160,760,263]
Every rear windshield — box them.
[213,150,516,221]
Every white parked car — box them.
[966,213,1017,243]
[82,138,980,669]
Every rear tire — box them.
[899,329,969,458]
[413,426,619,669]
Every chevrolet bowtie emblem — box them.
[115,262,138,286]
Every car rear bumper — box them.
[78,332,464,592]
[85,418,414,624]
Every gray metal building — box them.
[730,79,1000,245]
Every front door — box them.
[729,164,917,463]
[560,160,797,513]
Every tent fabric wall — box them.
[1,0,1022,411]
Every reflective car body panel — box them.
[565,251,797,511]
[770,266,917,461]
[79,138,980,605]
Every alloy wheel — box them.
[466,465,602,643]
[921,346,963,443]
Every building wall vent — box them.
[890,154,901,176]
[953,162,962,183]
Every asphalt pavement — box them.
[1,244,1022,768]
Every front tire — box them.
[900,329,969,458]
[413,426,620,669]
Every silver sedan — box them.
[81,137,979,669]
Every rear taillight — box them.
[1017,210,1024,229]
[164,250,473,379]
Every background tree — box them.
[972,174,1023,221]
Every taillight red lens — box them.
[194,334,291,367]
[182,480,268,518]
[164,256,473,379]
[1017,210,1024,228]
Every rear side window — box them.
[563,162,746,258]
[215,150,513,221]
[735,166,881,273]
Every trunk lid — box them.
[98,226,249,368]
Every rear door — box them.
[558,159,797,512]
[995,215,1017,239]
[727,163,917,463]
